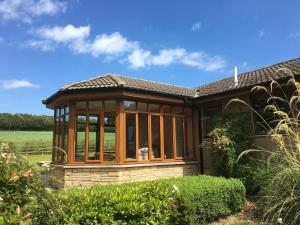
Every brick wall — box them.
[48,161,199,189]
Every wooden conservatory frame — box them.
[50,91,195,166]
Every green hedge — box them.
[31,175,245,225]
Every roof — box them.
[43,57,300,105]
[43,73,197,104]
[195,57,300,98]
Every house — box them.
[43,57,300,189]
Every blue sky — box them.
[0,0,300,115]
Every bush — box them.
[31,175,245,225]
[0,142,47,224]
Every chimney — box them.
[234,66,238,86]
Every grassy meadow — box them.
[0,131,53,163]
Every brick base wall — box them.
[48,161,200,189]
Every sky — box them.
[0,0,300,115]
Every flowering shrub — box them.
[0,142,45,224]
[209,128,237,177]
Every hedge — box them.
[31,175,245,225]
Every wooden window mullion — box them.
[136,112,139,161]
[85,114,89,162]
[100,112,104,162]
[172,116,176,159]
[148,113,152,160]
[160,107,164,159]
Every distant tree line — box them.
[0,113,54,131]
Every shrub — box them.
[0,142,46,224]
[31,175,245,225]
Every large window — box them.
[53,106,69,163]
[74,100,116,162]
[124,101,189,162]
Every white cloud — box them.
[1,80,40,89]
[151,48,186,65]
[182,52,226,71]
[27,24,226,72]
[289,30,300,38]
[90,32,138,56]
[0,0,67,23]
[36,24,90,43]
[258,29,264,37]
[191,22,202,32]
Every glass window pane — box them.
[176,117,184,157]
[137,102,147,112]
[104,114,116,161]
[164,116,173,159]
[76,102,87,111]
[173,106,183,115]
[151,115,161,158]
[88,116,100,160]
[65,106,69,114]
[64,114,69,151]
[59,107,65,116]
[59,117,64,148]
[75,115,86,162]
[149,104,160,113]
[162,105,172,114]
[138,114,148,160]
[124,101,136,111]
[55,109,59,117]
[126,113,136,160]
[89,101,103,112]
[104,100,116,112]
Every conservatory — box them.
[43,74,200,188]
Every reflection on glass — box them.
[124,101,136,111]
[126,113,136,159]
[104,114,116,161]
[138,114,148,160]
[176,117,184,157]
[164,116,173,159]
[75,115,86,161]
[151,115,161,158]
[88,116,100,160]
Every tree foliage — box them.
[0,113,53,131]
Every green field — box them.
[0,131,53,163]
[0,131,116,163]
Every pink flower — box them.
[23,169,32,177]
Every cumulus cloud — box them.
[191,22,202,32]
[0,80,40,89]
[27,24,226,72]
[0,0,67,23]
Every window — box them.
[203,106,222,137]
[137,102,147,112]
[149,104,160,113]
[173,106,183,115]
[162,105,172,114]
[53,106,69,163]
[104,100,116,112]
[87,115,100,160]
[138,114,148,160]
[104,114,116,161]
[126,113,136,160]
[76,101,86,111]
[89,101,103,112]
[75,115,86,162]
[163,116,173,159]
[124,101,136,111]
[175,117,184,157]
[151,115,161,158]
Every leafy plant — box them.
[0,142,47,224]
[31,176,245,225]
[228,68,300,224]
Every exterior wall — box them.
[48,161,199,189]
